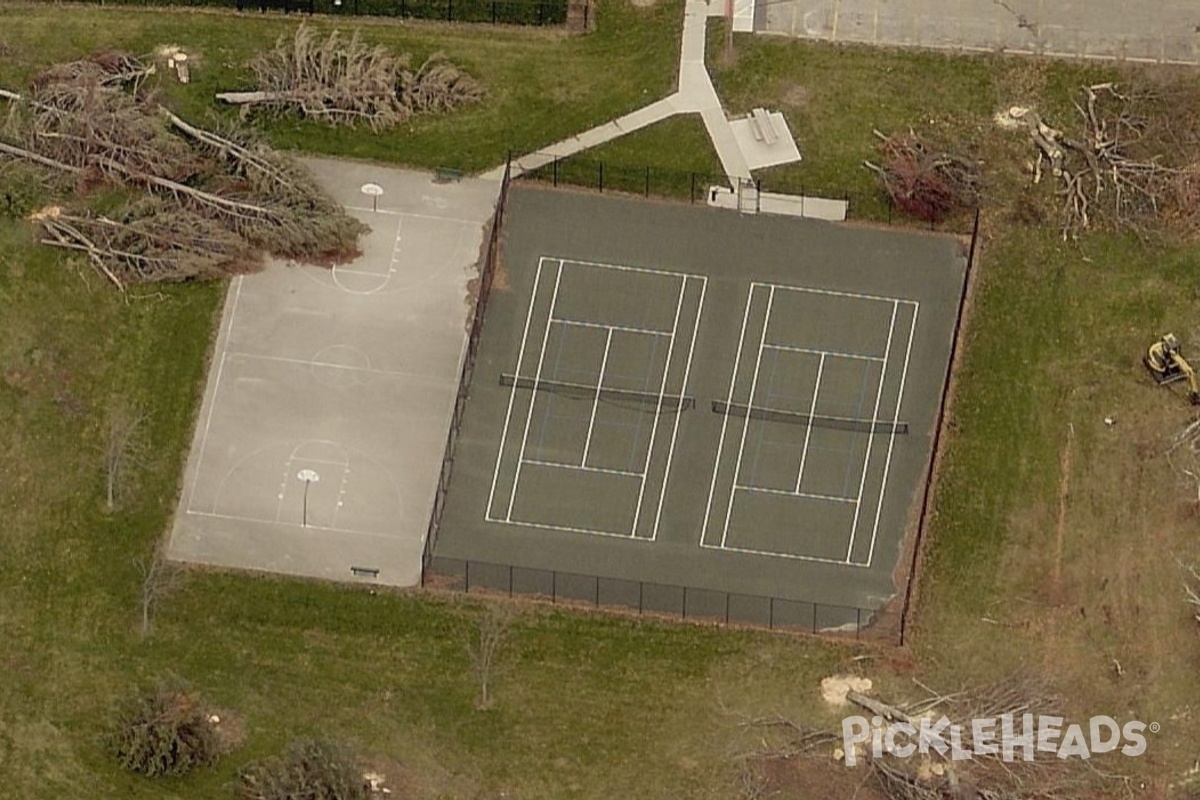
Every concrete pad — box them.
[729,111,802,170]
[169,161,499,587]
[706,185,848,220]
[700,107,753,181]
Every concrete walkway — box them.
[483,0,758,185]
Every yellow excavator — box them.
[1145,333,1200,405]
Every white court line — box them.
[651,275,707,542]
[754,280,915,306]
[845,300,899,562]
[763,343,885,363]
[701,284,758,547]
[865,303,919,568]
[794,352,827,494]
[486,257,551,521]
[720,285,775,548]
[700,541,872,566]
[736,485,858,504]
[343,206,481,225]
[506,259,565,521]
[523,458,642,478]
[498,517,648,540]
[185,276,244,513]
[557,256,699,279]
[581,328,614,467]
[553,318,673,337]
[184,509,398,540]
[226,351,446,381]
[629,275,688,539]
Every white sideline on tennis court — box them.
[486,257,706,542]
[700,281,918,567]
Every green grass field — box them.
[4,2,1200,797]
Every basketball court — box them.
[168,159,498,586]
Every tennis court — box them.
[431,186,966,627]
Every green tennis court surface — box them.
[431,186,966,629]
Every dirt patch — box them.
[629,0,658,7]
[820,674,873,707]
[753,755,886,800]
[781,83,810,109]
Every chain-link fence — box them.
[426,556,901,639]
[516,152,979,235]
[233,0,571,24]
[421,158,512,575]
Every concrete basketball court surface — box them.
[168,158,498,586]
[431,185,967,620]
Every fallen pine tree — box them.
[0,51,367,290]
[215,25,483,130]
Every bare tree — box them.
[104,402,145,512]
[136,552,182,638]
[466,605,512,710]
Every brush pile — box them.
[0,51,367,289]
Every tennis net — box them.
[500,373,695,412]
[712,400,908,435]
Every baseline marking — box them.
[523,458,641,478]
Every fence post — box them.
[690,172,696,203]
[682,586,687,619]
[598,161,604,193]
[538,1,544,23]
[465,560,470,593]
[725,594,730,624]
[551,571,557,603]
[856,608,862,640]
[594,577,600,607]
[638,582,644,615]
[644,166,650,197]
[447,0,453,20]
[768,597,774,629]
[755,178,762,213]
[811,603,818,633]
[509,565,514,597]
[400,0,407,17]
[491,0,497,21]
[553,156,558,187]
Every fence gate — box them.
[736,178,760,214]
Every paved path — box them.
[761,0,1200,65]
[485,0,756,185]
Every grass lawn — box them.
[0,0,682,173]
[4,2,1200,798]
